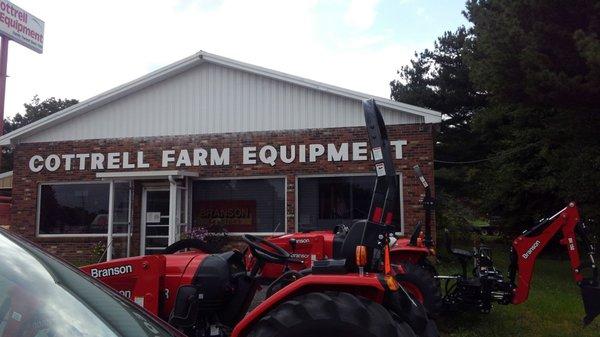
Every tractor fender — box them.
[390,246,431,265]
[390,238,430,265]
[231,274,386,337]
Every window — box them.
[297,174,403,232]
[193,178,286,233]
[38,182,131,236]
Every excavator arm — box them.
[509,202,599,324]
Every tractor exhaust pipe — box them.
[413,165,434,248]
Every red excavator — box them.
[82,99,439,337]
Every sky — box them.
[4,0,468,118]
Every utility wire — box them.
[434,141,540,165]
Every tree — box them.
[465,0,600,230]
[4,96,79,133]
[391,0,600,235]
[390,27,487,207]
[2,96,79,171]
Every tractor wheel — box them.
[247,292,417,337]
[395,262,442,316]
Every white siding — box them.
[24,63,424,143]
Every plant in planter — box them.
[91,241,107,263]
[174,225,229,253]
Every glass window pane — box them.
[113,182,131,234]
[193,178,285,233]
[146,191,170,214]
[298,175,401,231]
[39,183,110,235]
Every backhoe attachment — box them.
[509,202,599,324]
[441,202,599,325]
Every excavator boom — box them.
[509,202,599,324]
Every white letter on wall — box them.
[107,152,120,169]
[162,150,175,167]
[45,155,61,172]
[390,140,408,159]
[76,153,90,170]
[243,147,256,164]
[91,153,105,170]
[137,151,149,168]
[176,150,192,167]
[309,144,325,162]
[29,155,44,172]
[193,148,208,166]
[61,154,75,171]
[122,152,135,169]
[327,143,349,161]
[352,142,368,161]
[211,148,230,166]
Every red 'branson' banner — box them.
[195,200,257,232]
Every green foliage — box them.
[392,0,600,235]
[2,96,78,171]
[90,241,106,263]
[391,26,489,206]
[435,190,474,232]
[465,0,600,230]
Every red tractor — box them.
[163,112,442,315]
[82,99,440,337]
[164,171,441,314]
[245,163,441,315]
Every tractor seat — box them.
[444,229,473,276]
[312,259,347,274]
[444,229,473,258]
[451,248,473,259]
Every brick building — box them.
[0,52,441,265]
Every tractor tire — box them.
[247,292,418,337]
[395,262,443,316]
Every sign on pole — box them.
[0,0,44,53]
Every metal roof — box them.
[0,51,441,146]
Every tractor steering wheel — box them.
[243,234,291,264]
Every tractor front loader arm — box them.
[510,202,600,324]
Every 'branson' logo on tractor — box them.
[522,240,541,259]
[90,265,133,278]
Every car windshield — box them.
[0,229,181,337]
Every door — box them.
[141,188,170,255]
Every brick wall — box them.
[10,124,436,265]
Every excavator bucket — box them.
[581,282,600,325]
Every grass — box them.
[435,244,600,337]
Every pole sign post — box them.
[0,0,43,143]
[0,0,44,53]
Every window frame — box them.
[295,172,405,235]
[36,180,132,238]
[192,175,288,236]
